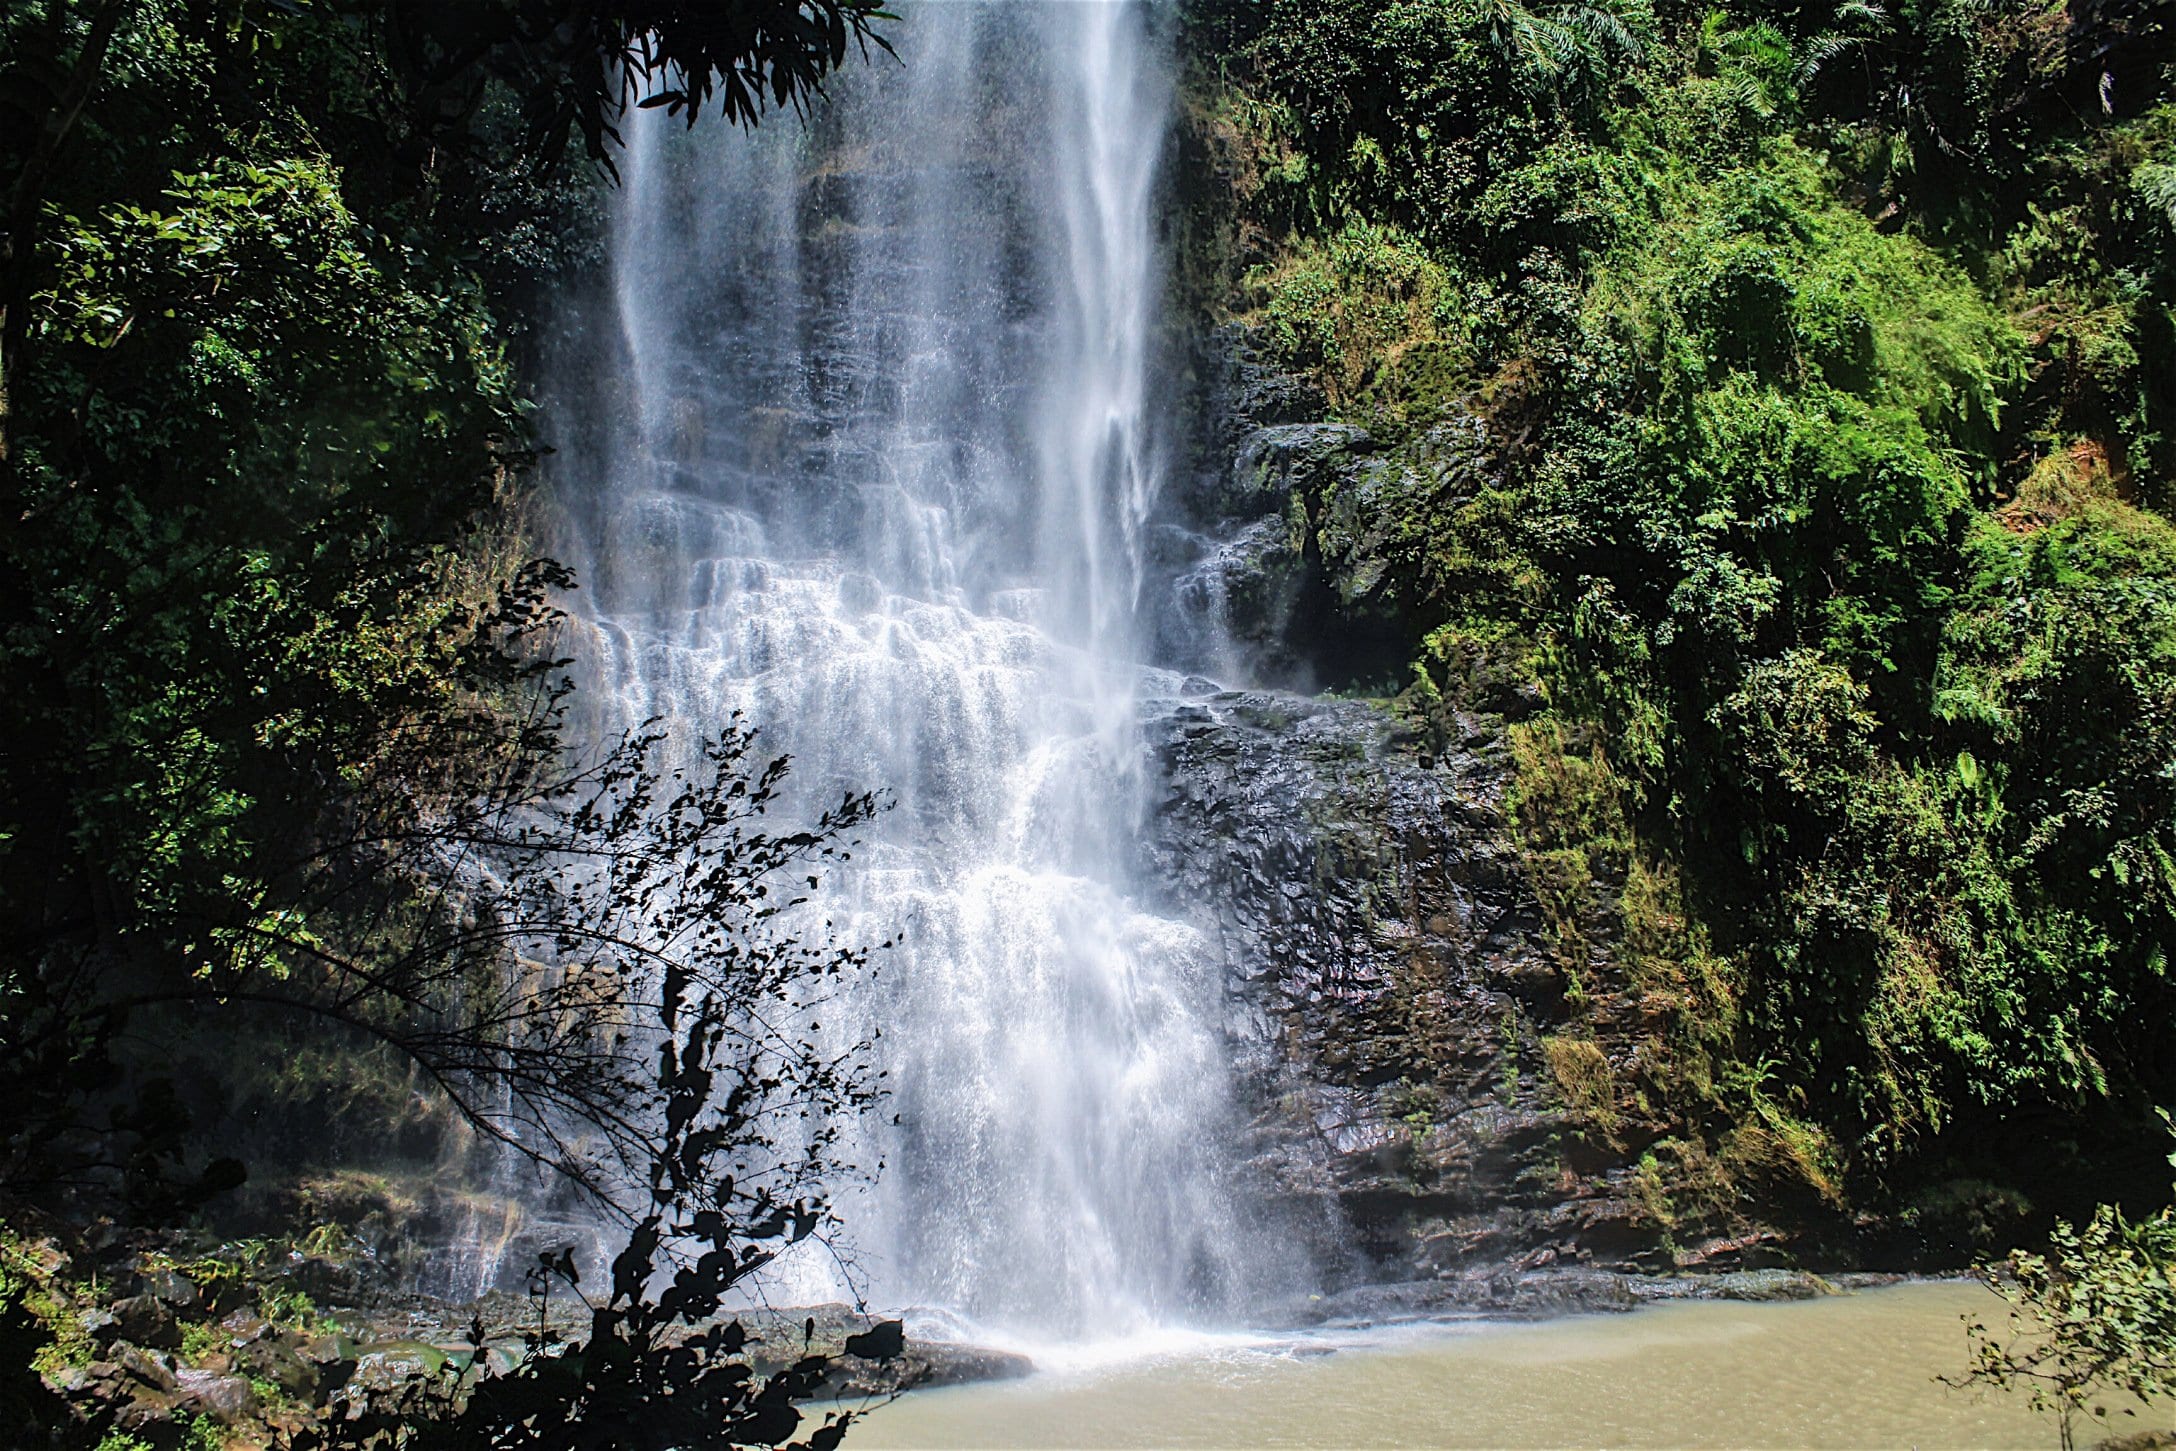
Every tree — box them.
[0,0,896,462]
[0,0,908,1200]
[1954,1201,2176,1450]
[0,8,908,1445]
[280,739,900,1451]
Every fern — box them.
[2133,160,2176,231]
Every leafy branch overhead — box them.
[368,1,901,171]
[287,904,907,1451]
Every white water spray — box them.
[554,0,1284,1341]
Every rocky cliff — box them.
[1135,334,1681,1292]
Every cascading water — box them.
[550,1,1293,1341]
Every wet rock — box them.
[109,1295,183,1351]
[221,1307,274,1343]
[1165,517,1310,676]
[738,1305,1032,1394]
[111,1342,179,1393]
[1141,686,1643,1281]
[1309,412,1494,611]
[1176,324,1330,513]
[1628,1269,1843,1303]
[294,1330,353,1367]
[288,1254,365,1304]
[237,1334,321,1399]
[1286,1269,1639,1327]
[294,1332,358,1396]
[2096,1432,2176,1451]
[142,1267,201,1310]
[1281,1267,1914,1325]
[1228,423,1374,521]
[114,1387,183,1433]
[918,1344,1035,1386]
[172,1367,259,1424]
[79,1307,118,1347]
[827,1340,1034,1397]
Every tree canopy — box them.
[0,2,901,1444]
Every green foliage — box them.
[1,3,563,1216]
[1,1231,95,1379]
[258,1285,317,1332]
[1960,1201,2176,1451]
[1187,0,2176,1218]
[1251,220,1468,431]
[16,146,524,969]
[178,1413,229,1451]
[1542,1033,1621,1135]
[0,4,909,1447]
[1507,720,1629,994]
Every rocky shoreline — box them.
[11,1194,1985,1449]
[1277,1267,1918,1328]
[3,1215,1027,1448]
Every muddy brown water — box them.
[859,1280,2155,1449]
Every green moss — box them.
[1506,720,1629,993]
[1248,219,1471,435]
[1,1233,94,1377]
[178,1413,230,1451]
[1542,1034,1622,1138]
[179,1320,222,1364]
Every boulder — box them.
[109,1295,183,1352]
[141,1267,201,1311]
[110,1342,178,1393]
[172,1367,259,1425]
[220,1307,274,1343]
[237,1334,321,1399]
[113,1387,182,1433]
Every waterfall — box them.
[551,1,1290,1341]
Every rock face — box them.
[1138,688,1645,1285]
[1140,331,1656,1289]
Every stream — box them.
[861,1282,2091,1450]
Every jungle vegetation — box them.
[0,2,897,1447]
[1180,0,2176,1247]
[7,0,2176,1440]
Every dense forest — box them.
[0,4,912,1447]
[5,0,2176,1445]
[1180,0,2176,1237]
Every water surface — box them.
[862,1282,2102,1449]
